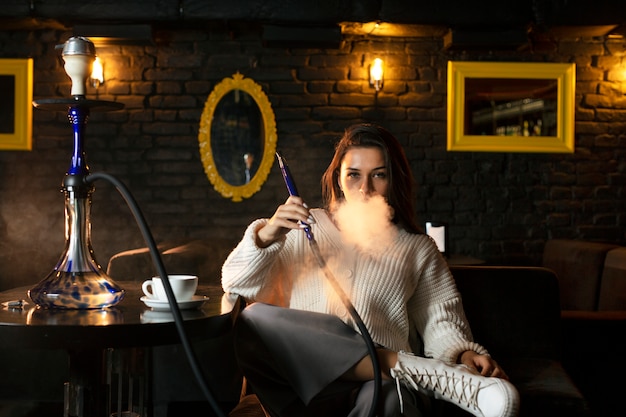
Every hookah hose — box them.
[308,238,382,417]
[88,163,381,417]
[276,152,382,417]
[86,172,227,417]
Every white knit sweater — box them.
[221,209,488,364]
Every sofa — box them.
[541,238,625,312]
[106,239,591,417]
[436,265,590,417]
[541,239,626,417]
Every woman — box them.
[222,123,519,417]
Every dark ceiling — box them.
[1,0,625,41]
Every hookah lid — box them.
[55,36,96,57]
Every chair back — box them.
[450,265,562,361]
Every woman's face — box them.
[338,147,389,202]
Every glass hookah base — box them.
[28,271,125,309]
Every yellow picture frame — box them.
[0,58,33,151]
[447,61,575,153]
[198,73,277,202]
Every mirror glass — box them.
[0,75,15,133]
[211,89,263,186]
[464,78,558,137]
[199,73,277,202]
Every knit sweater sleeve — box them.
[221,218,289,304]
[408,239,489,364]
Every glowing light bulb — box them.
[91,56,104,88]
[370,58,384,92]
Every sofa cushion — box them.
[106,238,237,286]
[542,239,619,310]
[599,247,626,310]
[502,358,591,417]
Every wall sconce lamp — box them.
[90,56,104,88]
[369,58,384,92]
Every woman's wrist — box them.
[458,350,475,364]
[255,226,273,248]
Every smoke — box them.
[333,195,397,257]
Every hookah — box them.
[28,36,228,417]
[29,36,125,309]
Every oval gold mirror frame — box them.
[198,73,277,202]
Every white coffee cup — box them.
[142,275,198,302]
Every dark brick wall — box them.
[0,27,625,290]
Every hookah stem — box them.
[308,238,381,417]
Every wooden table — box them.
[0,282,241,417]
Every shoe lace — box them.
[391,363,481,412]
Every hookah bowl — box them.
[28,36,125,309]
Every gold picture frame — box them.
[0,58,33,151]
[447,61,575,153]
[198,73,277,202]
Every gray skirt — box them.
[233,302,428,417]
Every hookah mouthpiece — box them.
[276,152,313,241]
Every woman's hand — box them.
[459,350,509,380]
[256,196,312,248]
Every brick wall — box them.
[0,27,625,290]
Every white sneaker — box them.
[390,351,519,417]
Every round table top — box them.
[0,282,241,350]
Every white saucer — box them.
[140,295,209,311]
[141,310,175,323]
